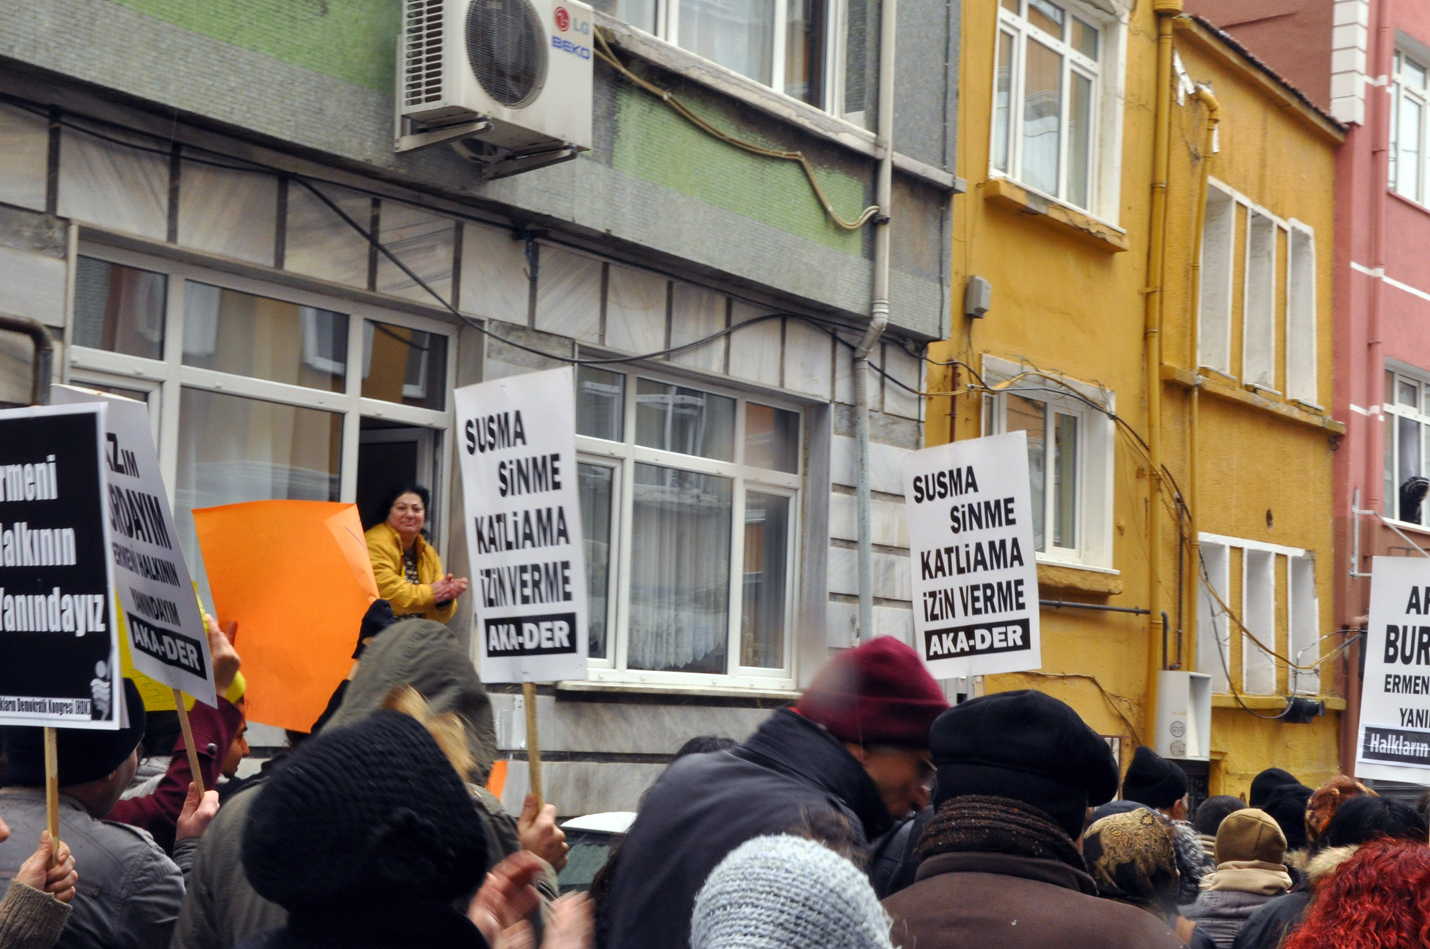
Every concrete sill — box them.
[1037,562,1124,597]
[1211,694,1348,711]
[1161,365,1347,435]
[983,178,1129,252]
[558,680,800,701]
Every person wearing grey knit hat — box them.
[692,836,893,949]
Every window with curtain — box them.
[1384,368,1430,526]
[575,365,801,684]
[591,0,830,108]
[988,387,1091,562]
[992,0,1104,212]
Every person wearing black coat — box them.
[595,637,947,949]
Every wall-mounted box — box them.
[1155,670,1212,761]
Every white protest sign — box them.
[0,402,122,729]
[1356,556,1430,785]
[902,431,1042,678]
[50,386,215,705]
[454,366,588,683]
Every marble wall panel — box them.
[534,245,601,344]
[726,301,782,388]
[284,182,371,288]
[0,245,66,327]
[0,104,48,212]
[460,222,530,326]
[874,604,915,644]
[826,599,858,648]
[830,434,907,494]
[489,692,768,754]
[670,283,726,371]
[827,545,912,600]
[883,341,923,420]
[828,492,909,548]
[832,329,860,405]
[57,127,168,240]
[375,202,455,305]
[178,161,277,266]
[604,264,667,354]
[497,759,667,816]
[783,318,833,398]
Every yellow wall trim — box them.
[1211,694,1348,711]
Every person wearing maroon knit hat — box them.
[597,637,948,949]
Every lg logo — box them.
[554,6,570,30]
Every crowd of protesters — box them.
[4,627,1430,949]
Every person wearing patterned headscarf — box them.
[1083,808,1182,922]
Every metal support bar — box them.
[1039,599,1152,616]
[0,313,54,406]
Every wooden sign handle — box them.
[43,727,60,867]
[522,681,542,810]
[172,689,205,797]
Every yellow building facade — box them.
[938,1,1346,798]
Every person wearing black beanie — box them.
[1260,783,1314,853]
[1119,746,1215,908]
[238,704,493,949]
[883,691,1185,949]
[1249,768,1301,808]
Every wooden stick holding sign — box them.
[171,689,205,796]
[44,728,60,867]
[523,682,543,809]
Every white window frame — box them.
[619,0,846,114]
[1383,363,1430,527]
[1284,221,1318,406]
[1288,554,1320,695]
[1196,540,1231,694]
[1242,208,1279,392]
[1391,49,1430,204]
[1197,182,1236,375]
[989,0,1125,220]
[981,355,1116,571]
[1242,548,1276,695]
[65,241,458,554]
[575,366,803,690]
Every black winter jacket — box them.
[595,708,892,949]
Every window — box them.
[1392,50,1429,203]
[1197,185,1235,374]
[1243,210,1277,389]
[992,0,1105,211]
[1197,535,1325,698]
[67,247,455,606]
[983,358,1114,569]
[594,0,831,108]
[1383,368,1430,525]
[1285,226,1317,404]
[575,365,801,686]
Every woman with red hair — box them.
[1281,839,1430,949]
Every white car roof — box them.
[561,811,637,834]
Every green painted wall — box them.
[108,0,399,92]
[610,83,865,254]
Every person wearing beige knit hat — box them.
[1182,809,1292,949]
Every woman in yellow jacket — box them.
[364,481,467,622]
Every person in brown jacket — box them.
[883,690,1185,949]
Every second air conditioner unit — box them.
[396,0,594,178]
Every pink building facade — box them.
[1187,0,1430,775]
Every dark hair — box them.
[1322,795,1429,849]
[379,482,432,533]
[1193,795,1248,837]
[673,736,738,759]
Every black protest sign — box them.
[0,403,120,729]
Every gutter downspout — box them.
[1186,81,1220,681]
[0,314,54,406]
[1145,0,1181,723]
[854,0,897,641]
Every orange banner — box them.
[193,500,377,732]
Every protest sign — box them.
[51,385,215,706]
[0,402,121,729]
[454,366,589,685]
[194,500,377,732]
[902,431,1042,679]
[1357,556,1430,785]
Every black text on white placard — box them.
[903,431,1042,678]
[455,367,588,683]
[1358,556,1430,785]
[0,403,121,729]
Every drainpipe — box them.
[853,0,897,641]
[1144,0,1182,724]
[1186,81,1220,678]
[0,314,54,406]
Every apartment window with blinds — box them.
[1384,368,1430,526]
[1391,50,1430,202]
[992,0,1107,212]
[574,366,801,687]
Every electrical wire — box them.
[592,29,881,232]
[1014,671,1143,746]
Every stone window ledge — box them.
[983,178,1129,252]
[1160,365,1347,435]
[1211,694,1347,711]
[1037,561,1124,597]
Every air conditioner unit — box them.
[396,0,594,178]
